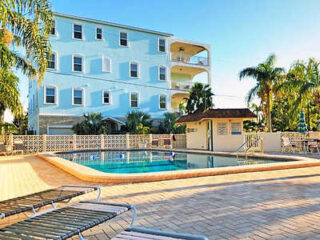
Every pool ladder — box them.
[235,137,263,160]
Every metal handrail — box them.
[245,137,262,153]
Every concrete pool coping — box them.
[37,149,320,183]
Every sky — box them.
[6,0,320,121]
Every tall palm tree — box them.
[239,54,285,132]
[0,69,22,121]
[0,0,53,84]
[185,83,214,114]
[280,58,320,130]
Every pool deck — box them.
[1,154,320,239]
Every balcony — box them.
[171,53,208,66]
[171,80,193,91]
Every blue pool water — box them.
[56,150,289,174]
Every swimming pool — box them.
[56,150,290,174]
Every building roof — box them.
[176,108,256,123]
[54,12,173,37]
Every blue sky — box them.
[8,0,320,121]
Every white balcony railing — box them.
[171,81,193,91]
[171,53,208,66]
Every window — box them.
[231,122,242,135]
[45,86,57,104]
[120,31,128,46]
[159,66,166,80]
[159,95,166,109]
[73,56,83,72]
[47,52,56,69]
[130,93,139,108]
[102,57,111,72]
[158,39,166,52]
[103,91,110,104]
[130,62,139,78]
[96,27,102,40]
[217,122,228,135]
[51,20,56,35]
[73,89,84,105]
[73,24,83,39]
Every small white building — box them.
[177,108,256,151]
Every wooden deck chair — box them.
[0,185,100,219]
[113,227,208,240]
[0,201,134,240]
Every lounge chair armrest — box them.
[125,227,209,240]
[81,200,137,226]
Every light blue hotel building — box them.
[28,12,211,134]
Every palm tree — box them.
[185,83,214,114]
[158,112,185,134]
[280,58,320,130]
[239,54,285,132]
[0,69,22,121]
[72,113,107,135]
[125,111,152,134]
[0,0,53,84]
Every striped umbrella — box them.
[297,111,308,133]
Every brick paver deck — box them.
[1,155,320,239]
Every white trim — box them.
[72,88,85,106]
[47,51,58,71]
[72,54,85,73]
[95,26,103,40]
[129,61,139,78]
[44,85,58,105]
[158,65,166,81]
[50,19,58,37]
[102,56,112,73]
[159,94,167,110]
[72,22,84,40]
[130,92,139,108]
[158,38,166,53]
[102,90,111,104]
[119,31,129,47]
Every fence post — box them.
[100,134,104,149]
[43,134,46,152]
[9,134,13,149]
[73,134,77,150]
[126,133,130,149]
[149,134,152,148]
[170,133,173,149]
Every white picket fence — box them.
[5,134,187,153]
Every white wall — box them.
[259,132,281,152]
[213,119,245,152]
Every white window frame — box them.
[158,66,167,81]
[44,85,58,105]
[158,38,166,53]
[72,54,85,73]
[96,26,103,40]
[102,56,112,73]
[129,61,139,78]
[231,122,242,135]
[72,23,84,40]
[50,19,58,36]
[130,92,139,108]
[102,90,111,104]
[47,51,58,71]
[119,31,129,47]
[72,88,85,106]
[159,95,167,109]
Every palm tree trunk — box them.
[266,92,272,132]
[307,103,310,131]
